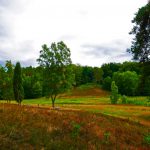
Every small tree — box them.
[37,41,74,108]
[13,62,24,104]
[110,81,119,104]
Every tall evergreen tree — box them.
[13,62,24,104]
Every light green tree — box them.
[110,81,119,104]
[37,41,74,108]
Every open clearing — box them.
[0,85,150,149]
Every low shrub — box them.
[121,95,127,104]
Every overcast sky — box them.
[0,0,148,67]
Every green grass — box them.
[126,97,150,106]
[0,96,149,106]
[24,97,110,106]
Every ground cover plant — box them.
[0,103,150,150]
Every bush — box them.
[71,122,81,138]
[144,133,150,145]
[121,95,127,104]
[110,81,119,104]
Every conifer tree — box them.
[13,62,24,104]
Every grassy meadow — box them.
[0,84,150,149]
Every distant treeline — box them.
[0,61,150,100]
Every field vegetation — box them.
[0,2,150,149]
[0,103,150,150]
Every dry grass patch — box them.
[0,103,150,149]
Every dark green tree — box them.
[4,61,14,102]
[37,41,74,108]
[0,61,14,101]
[32,81,42,98]
[102,76,112,91]
[101,63,121,78]
[81,66,94,84]
[22,66,43,98]
[72,64,83,86]
[13,62,24,104]
[128,2,150,96]
[0,65,5,99]
[93,67,103,84]
[119,61,141,74]
[113,71,139,96]
[128,2,150,62]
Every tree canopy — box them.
[37,41,74,107]
[128,2,150,62]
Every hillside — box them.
[59,84,110,98]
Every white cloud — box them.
[0,0,148,66]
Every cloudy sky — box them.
[0,0,148,67]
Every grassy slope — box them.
[0,103,149,149]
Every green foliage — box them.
[23,76,32,98]
[110,81,119,104]
[72,64,83,86]
[32,81,42,98]
[147,96,150,102]
[126,98,150,106]
[93,67,103,84]
[113,71,139,96]
[71,122,81,138]
[121,95,127,104]
[128,3,150,62]
[119,61,141,74]
[143,76,150,96]
[138,62,150,96]
[0,61,14,101]
[22,66,43,99]
[103,131,111,144]
[37,41,74,107]
[102,76,112,91]
[101,63,121,78]
[144,133,150,145]
[72,65,104,86]
[81,66,94,84]
[13,62,24,104]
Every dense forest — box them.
[0,60,150,101]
